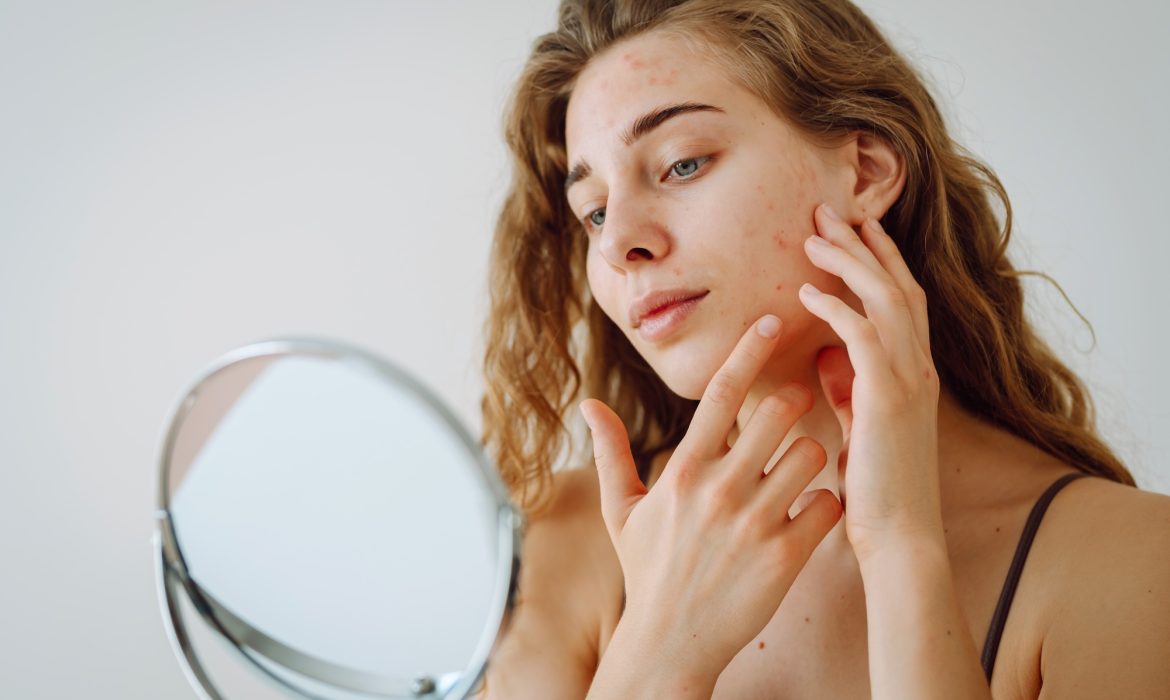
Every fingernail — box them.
[578,401,594,428]
[800,283,821,297]
[757,314,781,338]
[822,203,841,221]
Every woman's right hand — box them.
[579,314,844,687]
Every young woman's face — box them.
[565,30,851,400]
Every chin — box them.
[639,342,727,401]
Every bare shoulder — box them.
[1032,476,1170,697]
[480,467,621,699]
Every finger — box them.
[778,489,842,569]
[804,230,924,382]
[836,433,851,510]
[813,204,933,373]
[815,346,854,438]
[730,382,812,488]
[815,203,886,275]
[797,284,894,389]
[680,314,783,461]
[580,399,646,540]
[859,216,932,358]
[789,489,843,544]
[756,436,828,520]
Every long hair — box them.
[479,0,1134,517]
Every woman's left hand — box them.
[798,202,944,562]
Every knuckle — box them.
[697,485,735,525]
[755,394,790,421]
[705,372,739,405]
[880,284,909,308]
[667,455,702,491]
[857,320,880,342]
[779,382,813,410]
[791,436,827,467]
[731,513,768,546]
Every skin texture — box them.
[565,31,856,408]
[480,28,1170,700]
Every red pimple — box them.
[621,52,645,69]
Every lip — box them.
[631,289,709,342]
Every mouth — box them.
[635,291,709,342]
[630,288,710,328]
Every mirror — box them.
[153,338,523,699]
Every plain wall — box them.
[1,1,1166,697]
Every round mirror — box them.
[153,338,522,699]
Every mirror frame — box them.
[153,337,523,699]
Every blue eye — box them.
[581,155,712,232]
[671,158,701,177]
[669,155,712,181]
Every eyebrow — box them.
[564,101,725,194]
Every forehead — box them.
[565,31,743,160]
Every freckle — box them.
[775,283,783,291]
[946,629,952,636]
[944,528,949,534]
[995,527,1000,533]
[758,641,765,649]
[692,633,697,638]
[755,184,763,192]
[803,617,810,623]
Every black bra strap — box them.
[980,472,1090,682]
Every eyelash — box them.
[581,155,714,232]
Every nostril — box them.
[627,248,652,261]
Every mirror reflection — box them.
[156,342,519,699]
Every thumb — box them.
[816,346,854,510]
[579,398,646,541]
[815,345,854,438]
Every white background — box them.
[1,1,1166,697]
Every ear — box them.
[838,131,906,224]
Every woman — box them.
[477,0,1170,697]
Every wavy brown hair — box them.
[478,0,1134,517]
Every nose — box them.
[597,194,671,272]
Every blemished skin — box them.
[480,29,1170,700]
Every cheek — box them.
[585,254,621,322]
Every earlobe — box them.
[849,132,905,221]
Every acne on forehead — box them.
[567,41,717,165]
[619,49,680,86]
